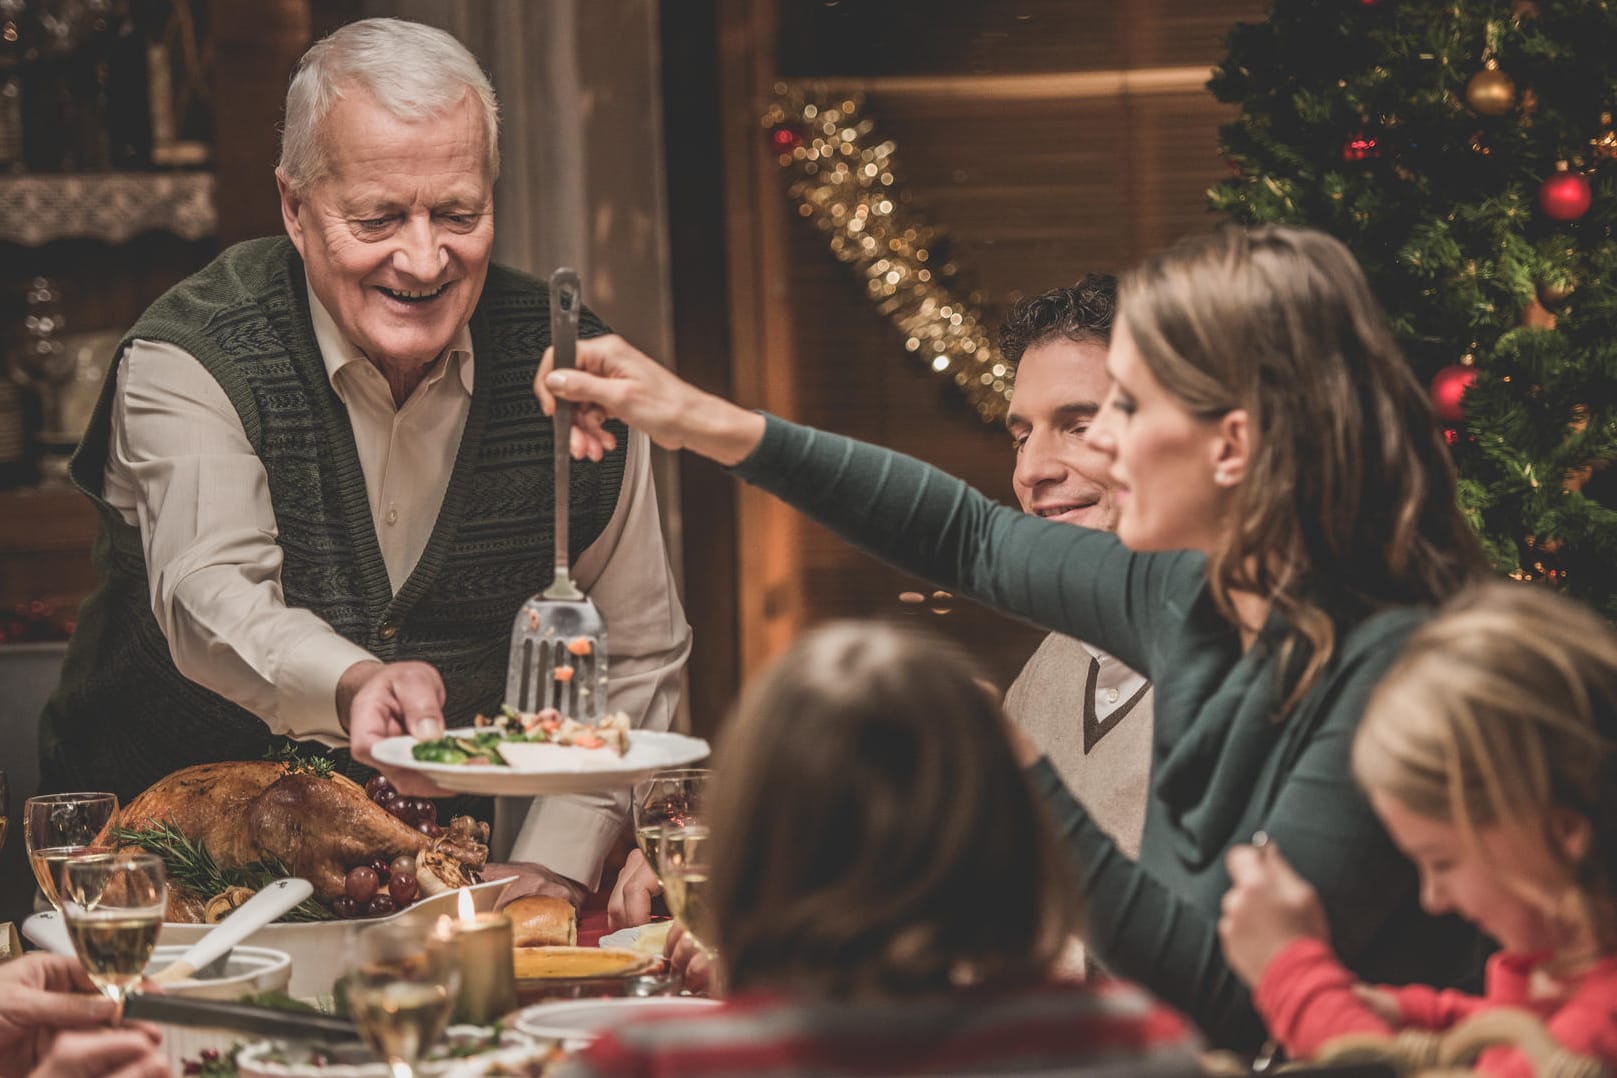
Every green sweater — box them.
[733,416,1485,1051]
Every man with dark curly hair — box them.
[1000,275,1153,862]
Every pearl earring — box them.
[1215,465,1233,486]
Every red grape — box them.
[388,871,418,905]
[412,799,437,824]
[345,866,379,903]
[364,774,391,799]
[365,894,397,917]
[389,854,417,878]
[367,857,392,880]
[389,799,418,824]
[331,895,359,919]
[416,820,443,837]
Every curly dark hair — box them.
[997,273,1118,367]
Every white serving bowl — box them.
[142,944,293,1073]
[155,878,513,1000]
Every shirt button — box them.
[1106,687,1121,704]
[379,623,399,641]
[385,506,399,526]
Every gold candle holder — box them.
[437,904,516,1024]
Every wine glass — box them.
[343,920,460,1078]
[658,823,715,962]
[59,851,167,1008]
[24,791,119,910]
[631,768,710,877]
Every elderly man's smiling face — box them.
[278,86,494,377]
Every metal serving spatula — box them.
[504,268,608,720]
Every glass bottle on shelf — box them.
[17,277,75,487]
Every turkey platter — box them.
[115,759,489,923]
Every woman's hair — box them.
[278,18,501,192]
[1354,582,1617,948]
[1118,225,1486,715]
[705,621,1079,997]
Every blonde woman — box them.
[537,225,1490,1049]
[1220,582,1617,1075]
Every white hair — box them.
[277,18,500,191]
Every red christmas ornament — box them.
[1342,133,1380,162]
[1539,170,1592,221]
[1442,427,1460,446]
[769,125,804,152]
[1430,364,1477,425]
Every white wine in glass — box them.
[25,792,119,910]
[659,823,714,954]
[344,921,459,1078]
[61,852,167,1008]
[631,768,709,877]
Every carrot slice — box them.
[567,637,593,656]
[553,666,576,682]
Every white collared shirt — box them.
[101,285,691,888]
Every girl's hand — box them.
[1218,841,1330,986]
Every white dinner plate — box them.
[372,728,711,796]
[511,996,721,1045]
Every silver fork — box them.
[503,268,609,720]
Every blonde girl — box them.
[1219,582,1617,1076]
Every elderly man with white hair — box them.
[39,18,690,906]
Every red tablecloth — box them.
[578,908,610,948]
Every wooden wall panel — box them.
[700,0,1268,691]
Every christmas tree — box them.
[1210,0,1617,615]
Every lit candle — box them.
[436,890,516,1024]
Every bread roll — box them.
[505,895,577,946]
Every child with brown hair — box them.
[1219,582,1617,1076]
[561,621,1200,1077]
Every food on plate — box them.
[410,709,632,766]
[626,920,673,958]
[505,895,577,947]
[510,946,651,981]
[113,759,489,921]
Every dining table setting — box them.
[11,751,721,1077]
[4,454,719,1077]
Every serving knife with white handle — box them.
[148,877,313,985]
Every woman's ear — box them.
[1548,806,1593,863]
[1212,408,1251,487]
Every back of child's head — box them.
[704,620,1079,997]
[1354,581,1617,945]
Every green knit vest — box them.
[39,237,627,801]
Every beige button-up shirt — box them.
[102,286,692,889]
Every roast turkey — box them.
[119,761,487,906]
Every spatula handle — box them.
[549,269,582,595]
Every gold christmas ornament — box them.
[1464,62,1517,116]
[1592,113,1617,161]
[1522,297,1557,331]
[1536,277,1575,307]
[766,87,1010,423]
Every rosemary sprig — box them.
[261,744,336,779]
[111,821,335,923]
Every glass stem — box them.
[388,1061,415,1078]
